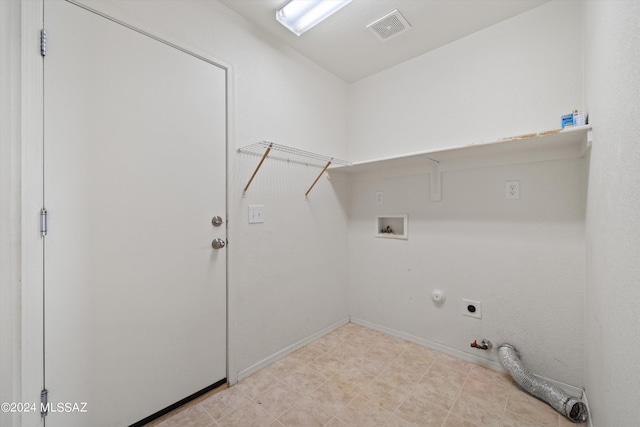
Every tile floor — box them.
[151,323,582,427]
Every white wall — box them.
[233,154,349,374]
[347,0,583,163]
[584,1,640,425]
[0,1,22,426]
[348,157,587,387]
[346,0,587,388]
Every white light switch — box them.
[248,205,264,224]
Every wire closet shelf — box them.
[238,141,351,198]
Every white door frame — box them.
[21,2,237,425]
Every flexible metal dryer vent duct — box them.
[498,344,588,423]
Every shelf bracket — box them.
[243,143,272,197]
[583,129,594,155]
[428,160,441,202]
[305,160,332,199]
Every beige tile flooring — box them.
[151,323,582,427]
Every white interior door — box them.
[43,1,227,425]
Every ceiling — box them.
[217,0,551,83]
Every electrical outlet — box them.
[505,181,520,199]
[463,299,482,319]
[376,191,384,204]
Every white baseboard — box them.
[236,316,349,381]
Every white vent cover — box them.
[367,9,411,41]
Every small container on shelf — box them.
[572,110,586,126]
[562,110,586,129]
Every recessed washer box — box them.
[376,214,408,239]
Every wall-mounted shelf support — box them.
[239,141,351,198]
[584,129,593,156]
[427,158,441,202]
[243,142,272,196]
[305,160,332,199]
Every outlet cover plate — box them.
[463,299,482,319]
[506,181,520,199]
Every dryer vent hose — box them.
[498,344,588,423]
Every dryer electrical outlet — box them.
[463,299,482,319]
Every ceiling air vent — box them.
[367,9,411,41]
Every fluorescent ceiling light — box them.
[276,0,352,36]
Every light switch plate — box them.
[248,205,264,224]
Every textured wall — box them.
[347,157,587,387]
[347,0,583,163]
[345,0,587,389]
[584,1,640,424]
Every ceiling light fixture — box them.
[276,0,352,36]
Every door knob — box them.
[211,216,223,227]
[211,238,226,249]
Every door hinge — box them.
[40,208,48,236]
[40,29,47,56]
[40,389,48,416]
